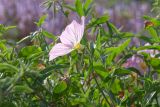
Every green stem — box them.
[88,45,113,106]
[156,94,160,106]
[93,74,113,107]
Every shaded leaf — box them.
[0,63,18,73]
[11,85,33,93]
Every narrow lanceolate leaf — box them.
[75,0,84,17]
[84,0,93,11]
[93,62,108,79]
[38,63,69,81]
[136,45,160,51]
[114,68,131,76]
[0,63,18,73]
[35,14,47,27]
[138,36,155,44]
[63,5,76,11]
[116,39,131,54]
[42,30,56,40]
[105,39,130,65]
[107,22,120,34]
[147,27,160,42]
[87,15,109,28]
[96,29,101,50]
[84,0,93,15]
[95,15,109,24]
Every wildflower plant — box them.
[0,0,160,107]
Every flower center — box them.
[74,43,81,50]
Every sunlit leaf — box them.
[35,14,47,27]
[75,0,84,16]
[54,81,67,94]
[87,15,109,28]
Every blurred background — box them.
[0,0,157,42]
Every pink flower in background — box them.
[123,55,148,74]
[123,43,160,74]
[138,43,159,57]
[49,16,85,61]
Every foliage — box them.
[0,0,160,107]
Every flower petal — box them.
[60,16,85,46]
[49,43,72,61]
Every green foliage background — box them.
[0,0,160,107]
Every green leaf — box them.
[0,24,5,34]
[87,15,109,28]
[93,62,108,79]
[35,15,47,27]
[0,77,14,89]
[71,98,86,105]
[119,32,134,38]
[147,27,159,42]
[5,26,16,31]
[0,102,16,107]
[138,36,155,43]
[11,85,33,93]
[111,79,121,94]
[114,68,131,76]
[150,58,160,69]
[41,63,69,74]
[84,0,93,15]
[42,30,56,40]
[105,47,117,54]
[106,52,116,65]
[75,0,84,17]
[107,22,119,34]
[116,39,131,54]
[105,39,130,65]
[39,64,69,81]
[0,40,6,50]
[19,46,42,58]
[63,5,76,11]
[54,81,67,94]
[95,29,101,50]
[27,51,44,61]
[84,0,92,11]
[136,45,160,51]
[0,24,16,34]
[0,63,18,73]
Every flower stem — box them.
[93,74,113,107]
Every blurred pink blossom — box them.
[123,43,159,74]
[123,55,148,74]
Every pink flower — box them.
[123,55,148,74]
[138,43,159,57]
[49,16,85,61]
